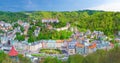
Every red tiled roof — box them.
[76,42,84,48]
[56,40,64,43]
[88,43,96,49]
[8,46,18,56]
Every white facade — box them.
[68,49,75,55]
[1,37,8,44]
[56,23,70,31]
[28,42,42,52]
[42,19,59,23]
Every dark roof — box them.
[62,50,68,54]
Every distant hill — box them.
[0,11,28,23]
[0,10,120,36]
[77,10,104,15]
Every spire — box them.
[8,46,18,56]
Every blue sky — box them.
[0,0,120,12]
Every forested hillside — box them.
[0,11,28,23]
[1,10,120,36]
[29,10,120,36]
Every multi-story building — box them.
[42,18,59,23]
[68,40,77,55]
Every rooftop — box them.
[8,46,18,56]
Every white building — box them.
[34,27,40,37]
[42,18,59,23]
[28,42,42,52]
[55,23,70,31]
[1,37,9,44]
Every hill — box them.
[0,10,120,36]
[0,11,28,23]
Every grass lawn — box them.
[40,49,62,54]
[31,53,47,57]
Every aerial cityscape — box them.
[0,0,120,63]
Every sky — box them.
[0,0,120,12]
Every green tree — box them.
[28,35,36,43]
[44,57,62,63]
[15,32,25,41]
[20,26,24,32]
[68,54,84,63]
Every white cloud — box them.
[89,0,120,12]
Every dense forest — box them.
[1,10,120,36]
[29,10,120,36]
